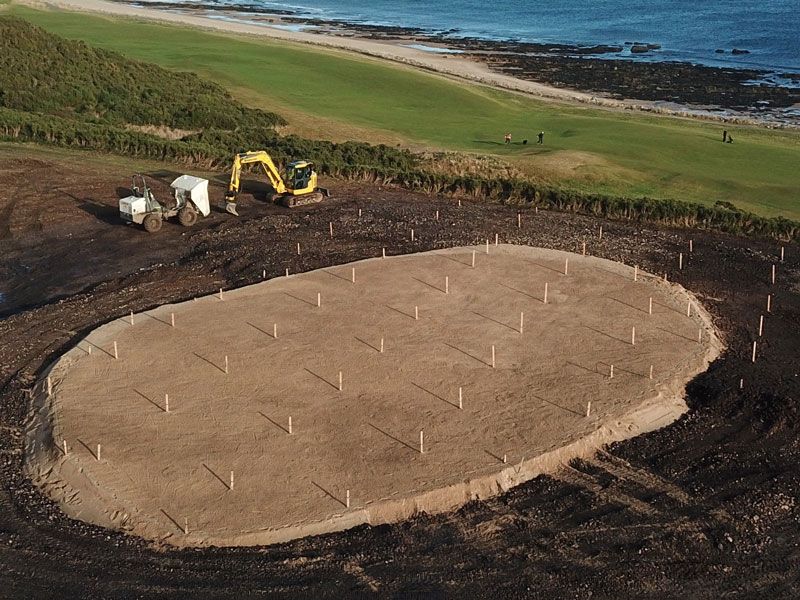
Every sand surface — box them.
[26,245,721,547]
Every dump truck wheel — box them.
[142,213,163,233]
[178,206,198,227]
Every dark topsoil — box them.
[0,158,799,598]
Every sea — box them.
[143,0,800,73]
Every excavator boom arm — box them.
[227,151,288,198]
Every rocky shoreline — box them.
[110,0,800,124]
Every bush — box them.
[0,16,284,130]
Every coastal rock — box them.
[731,48,750,55]
[630,44,650,54]
[715,49,726,54]
[647,44,662,50]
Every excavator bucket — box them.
[225,202,239,216]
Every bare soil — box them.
[0,148,799,598]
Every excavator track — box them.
[281,191,326,208]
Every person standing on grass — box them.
[504,132,512,144]
[723,130,728,142]
[537,131,544,144]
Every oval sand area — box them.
[26,245,721,546]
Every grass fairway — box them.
[7,5,800,219]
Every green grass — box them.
[8,5,800,219]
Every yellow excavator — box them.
[224,150,329,215]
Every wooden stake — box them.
[689,239,693,252]
[96,444,101,461]
[230,471,234,491]
[346,489,350,508]
[739,378,744,390]
[679,253,684,270]
[458,199,462,207]
[649,297,653,315]
[288,416,293,434]
[219,288,223,300]
[609,364,614,379]
[687,302,692,317]
[297,242,301,255]
[63,440,68,456]
[171,313,175,327]
[262,269,266,279]
[634,265,639,281]
[519,312,524,334]
[352,267,356,284]
[273,323,278,339]
[411,228,415,242]
[419,430,424,454]
[631,326,636,346]
[329,222,334,237]
[485,239,490,254]
[599,226,603,240]
[338,371,342,391]
[582,241,586,256]
[664,272,668,282]
[224,355,229,374]
[698,328,702,343]
[517,213,521,228]
[317,292,321,308]
[358,208,362,217]
[286,268,290,277]
[458,387,463,410]
[380,337,384,353]
[495,233,499,246]
[445,276,449,294]
[771,264,776,285]
[752,341,757,363]
[649,365,654,380]
[382,247,386,259]
[586,401,591,418]
[113,341,118,360]
[183,518,189,535]
[130,311,134,325]
[87,345,92,355]
[564,258,569,275]
[435,210,439,221]
[543,282,548,304]
[767,294,772,313]
[472,251,476,268]
[165,394,169,413]
[415,306,419,320]
[780,246,785,262]
[47,376,52,396]
[491,345,496,368]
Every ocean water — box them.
[150,0,800,73]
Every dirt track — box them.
[1,150,799,598]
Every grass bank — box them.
[7,5,800,220]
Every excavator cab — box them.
[286,161,316,195]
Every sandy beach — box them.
[17,0,790,125]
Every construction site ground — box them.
[0,145,798,598]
